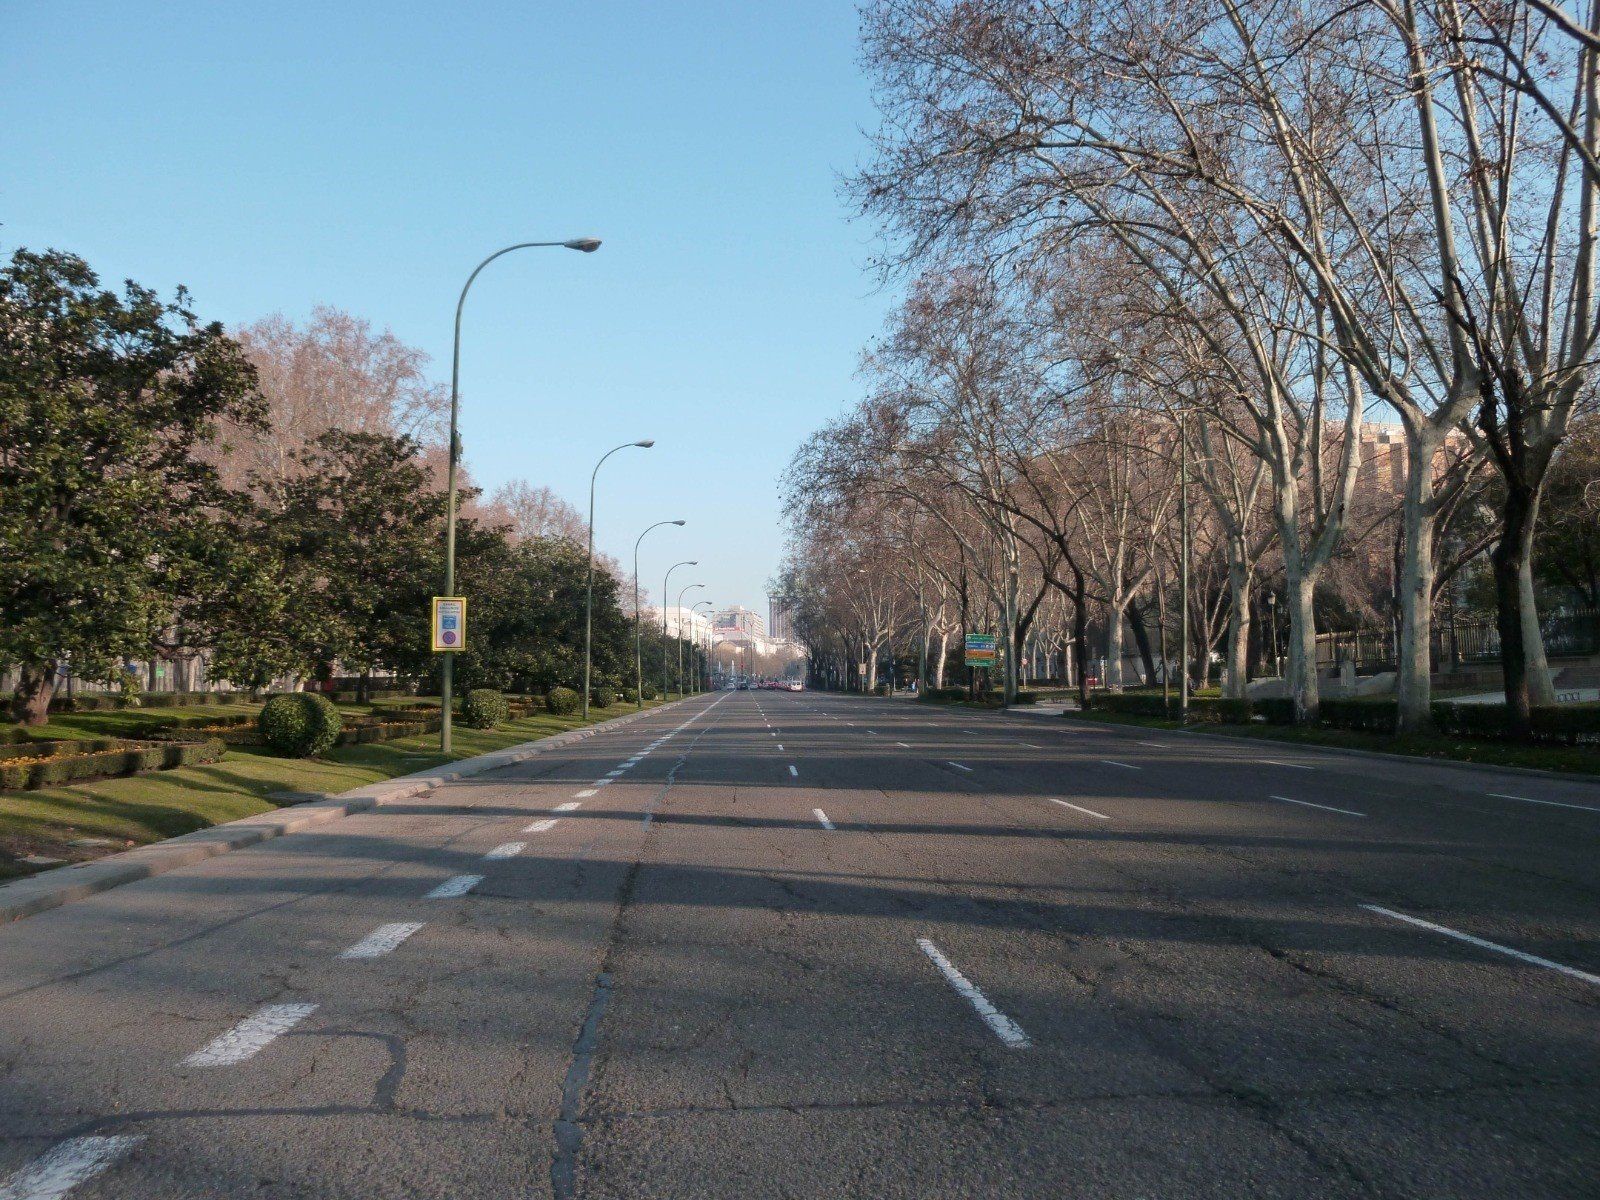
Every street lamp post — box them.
[661,560,697,699]
[439,236,600,753]
[633,520,685,708]
[692,600,713,694]
[583,440,654,719]
[675,583,704,698]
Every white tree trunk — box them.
[1106,602,1127,690]
[1286,571,1320,722]
[1396,440,1438,733]
[1223,556,1253,700]
[1518,556,1556,705]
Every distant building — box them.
[768,596,794,641]
[714,606,766,642]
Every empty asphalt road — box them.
[1,690,1597,1198]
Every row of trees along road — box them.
[779,0,1600,735]
[0,248,671,725]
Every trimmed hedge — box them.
[545,686,581,715]
[919,687,967,703]
[1012,690,1041,705]
[258,693,343,757]
[1317,698,1398,734]
[590,685,617,710]
[335,716,440,746]
[1431,701,1600,746]
[0,738,224,790]
[1085,692,1175,718]
[462,689,510,729]
[47,690,250,713]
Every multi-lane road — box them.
[0,690,1597,1198]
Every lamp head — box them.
[564,238,602,252]
[671,520,686,526]
[635,439,655,448]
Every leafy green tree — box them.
[0,248,263,724]
[264,430,445,697]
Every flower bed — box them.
[0,737,226,790]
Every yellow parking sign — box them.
[431,597,467,652]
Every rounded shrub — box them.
[545,686,580,715]
[258,692,343,758]
[590,685,616,710]
[639,682,659,701]
[461,688,510,729]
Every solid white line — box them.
[555,801,583,812]
[946,761,973,772]
[339,921,425,960]
[1265,759,1315,770]
[1362,904,1600,988]
[1487,791,1600,814]
[485,841,525,859]
[1022,742,1043,748]
[1136,741,1165,748]
[916,937,1031,1049]
[0,1136,144,1200]
[425,873,482,899]
[183,1002,317,1067]
[523,819,558,833]
[788,765,799,777]
[574,789,598,798]
[1271,794,1365,817]
[1100,760,1141,770]
[813,808,835,830]
[605,769,626,777]
[1048,798,1110,820]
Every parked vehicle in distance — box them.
[787,681,803,691]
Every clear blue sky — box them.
[2,0,890,619]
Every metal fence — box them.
[1314,608,1599,671]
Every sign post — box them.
[432,597,467,653]
[964,632,996,700]
[963,633,997,668]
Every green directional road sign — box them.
[964,633,997,668]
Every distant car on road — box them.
[787,680,803,691]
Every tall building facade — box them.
[768,596,794,641]
[713,606,766,642]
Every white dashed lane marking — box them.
[1100,760,1141,771]
[1272,794,1365,817]
[339,921,425,960]
[946,761,973,772]
[555,801,583,812]
[917,938,1031,1049]
[1048,798,1109,820]
[485,842,525,859]
[813,808,835,830]
[1487,791,1600,814]
[523,819,558,833]
[182,1002,318,1067]
[788,765,799,777]
[425,874,483,899]
[1362,905,1600,988]
[0,1135,144,1200]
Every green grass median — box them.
[0,698,669,881]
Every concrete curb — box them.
[1053,710,1600,788]
[0,697,695,926]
